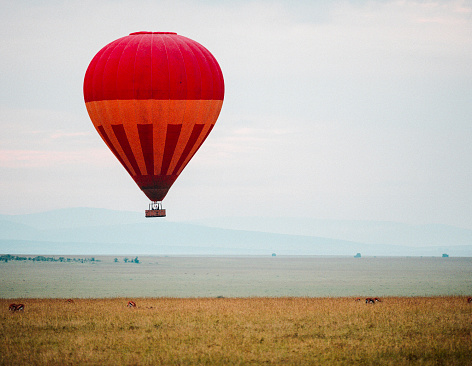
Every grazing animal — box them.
[127,301,137,308]
[355,298,361,302]
[66,299,74,303]
[365,298,375,304]
[467,297,472,304]
[374,297,381,302]
[9,303,24,312]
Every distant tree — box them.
[133,257,140,264]
[114,258,119,263]
[124,257,129,263]
[354,253,361,258]
[271,253,276,257]
[442,253,449,258]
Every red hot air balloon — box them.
[84,32,224,217]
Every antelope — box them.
[127,301,137,308]
[467,297,472,304]
[66,299,74,303]
[365,298,375,304]
[374,297,381,302]
[9,303,24,312]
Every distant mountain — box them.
[0,208,471,256]
[0,207,143,230]
[187,217,472,247]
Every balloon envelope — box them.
[84,32,224,201]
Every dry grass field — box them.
[1,297,471,365]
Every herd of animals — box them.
[7,297,472,312]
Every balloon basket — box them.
[145,201,166,217]
[145,209,166,218]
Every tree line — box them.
[115,257,140,264]
[0,254,102,263]
[0,254,141,264]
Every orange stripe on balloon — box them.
[113,100,147,175]
[149,99,168,175]
[166,99,199,174]
[86,99,223,177]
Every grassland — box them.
[2,256,471,298]
[1,297,471,365]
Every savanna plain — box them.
[2,297,472,365]
[1,256,472,365]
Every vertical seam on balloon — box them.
[174,37,202,100]
[204,43,224,100]
[112,37,140,174]
[114,36,134,100]
[184,44,216,146]
[193,41,213,100]
[188,39,203,100]
[149,34,154,175]
[104,37,131,102]
[90,37,131,175]
[93,38,123,102]
[185,43,214,157]
[149,33,156,176]
[98,38,130,169]
[178,43,209,178]
[161,34,171,97]
[173,36,189,100]
[132,35,148,174]
[91,42,110,101]
[150,33,154,99]
[167,35,188,107]
[167,35,190,174]
[84,52,102,102]
[182,39,205,132]
[160,34,171,175]
[181,44,217,174]
[133,34,146,99]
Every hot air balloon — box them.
[83,32,224,217]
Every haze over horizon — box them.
[1,1,471,231]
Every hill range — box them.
[0,208,471,256]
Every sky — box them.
[0,0,471,229]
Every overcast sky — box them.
[1,0,471,228]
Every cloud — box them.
[49,131,91,140]
[0,148,111,168]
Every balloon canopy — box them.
[84,32,224,204]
